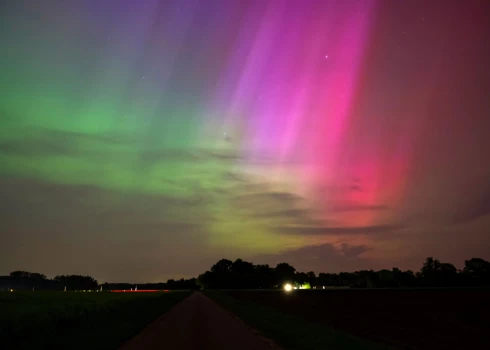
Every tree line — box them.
[2,257,490,291]
[101,278,198,291]
[0,272,99,291]
[0,271,197,291]
[196,257,490,289]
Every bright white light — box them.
[284,283,293,292]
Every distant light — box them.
[284,283,293,292]
[325,55,328,59]
[323,286,325,289]
[10,289,13,292]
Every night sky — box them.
[1,0,490,283]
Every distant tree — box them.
[306,271,316,287]
[195,255,490,290]
[295,272,308,285]
[317,273,332,287]
[7,271,53,290]
[463,258,490,286]
[375,269,398,288]
[339,272,351,287]
[232,259,254,275]
[419,257,458,287]
[29,273,47,280]
[54,275,98,290]
[254,264,274,289]
[10,271,30,278]
[211,259,233,274]
[393,269,417,287]
[197,271,215,289]
[275,262,296,286]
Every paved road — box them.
[120,292,275,350]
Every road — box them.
[119,292,276,350]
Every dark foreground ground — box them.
[228,288,490,350]
[5,289,488,350]
[0,291,190,350]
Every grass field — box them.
[207,291,391,350]
[209,288,490,350]
[0,291,191,350]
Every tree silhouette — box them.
[5,257,490,291]
[463,258,490,285]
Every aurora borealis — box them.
[1,0,490,282]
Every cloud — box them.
[348,185,363,192]
[0,128,137,158]
[253,208,311,219]
[0,137,79,157]
[0,176,212,228]
[255,242,373,273]
[327,204,390,212]
[274,224,401,236]
[339,243,370,258]
[232,191,303,206]
[139,149,202,163]
[229,191,306,219]
[451,189,490,224]
[221,171,252,183]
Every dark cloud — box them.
[233,191,302,205]
[255,242,373,273]
[348,185,363,192]
[41,129,138,145]
[274,224,401,236]
[207,151,243,161]
[230,191,304,216]
[451,189,490,224]
[139,149,202,163]
[0,128,137,158]
[253,208,311,219]
[251,208,326,227]
[0,176,211,229]
[221,171,252,183]
[0,137,79,157]
[339,243,370,258]
[328,204,390,212]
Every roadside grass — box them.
[0,291,191,350]
[206,291,392,350]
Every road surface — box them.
[120,292,276,350]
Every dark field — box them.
[0,291,190,350]
[208,291,390,350]
[227,289,490,349]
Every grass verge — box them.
[1,291,191,350]
[206,291,391,350]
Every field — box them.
[210,288,490,349]
[0,291,190,350]
[208,291,391,350]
